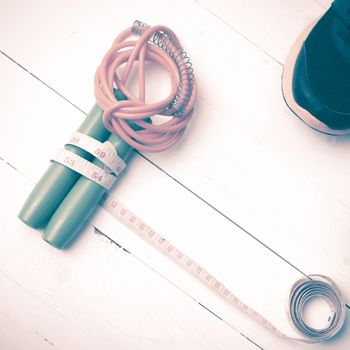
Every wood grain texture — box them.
[0,0,348,349]
[193,0,331,63]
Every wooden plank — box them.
[193,0,331,63]
[0,161,259,350]
[0,55,84,182]
[312,0,332,9]
[0,271,106,350]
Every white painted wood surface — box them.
[0,0,348,349]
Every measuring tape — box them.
[99,194,347,343]
[288,275,346,342]
[51,131,346,343]
[51,132,126,190]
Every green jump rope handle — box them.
[18,90,125,228]
[43,134,133,248]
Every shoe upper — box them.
[292,0,350,131]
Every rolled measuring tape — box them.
[288,274,346,342]
[99,196,347,343]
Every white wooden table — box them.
[0,0,349,349]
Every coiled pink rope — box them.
[94,20,197,152]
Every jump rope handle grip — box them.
[43,133,133,248]
[18,90,131,248]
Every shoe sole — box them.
[281,19,350,135]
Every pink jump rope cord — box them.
[94,20,197,152]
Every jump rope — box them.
[18,20,346,344]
